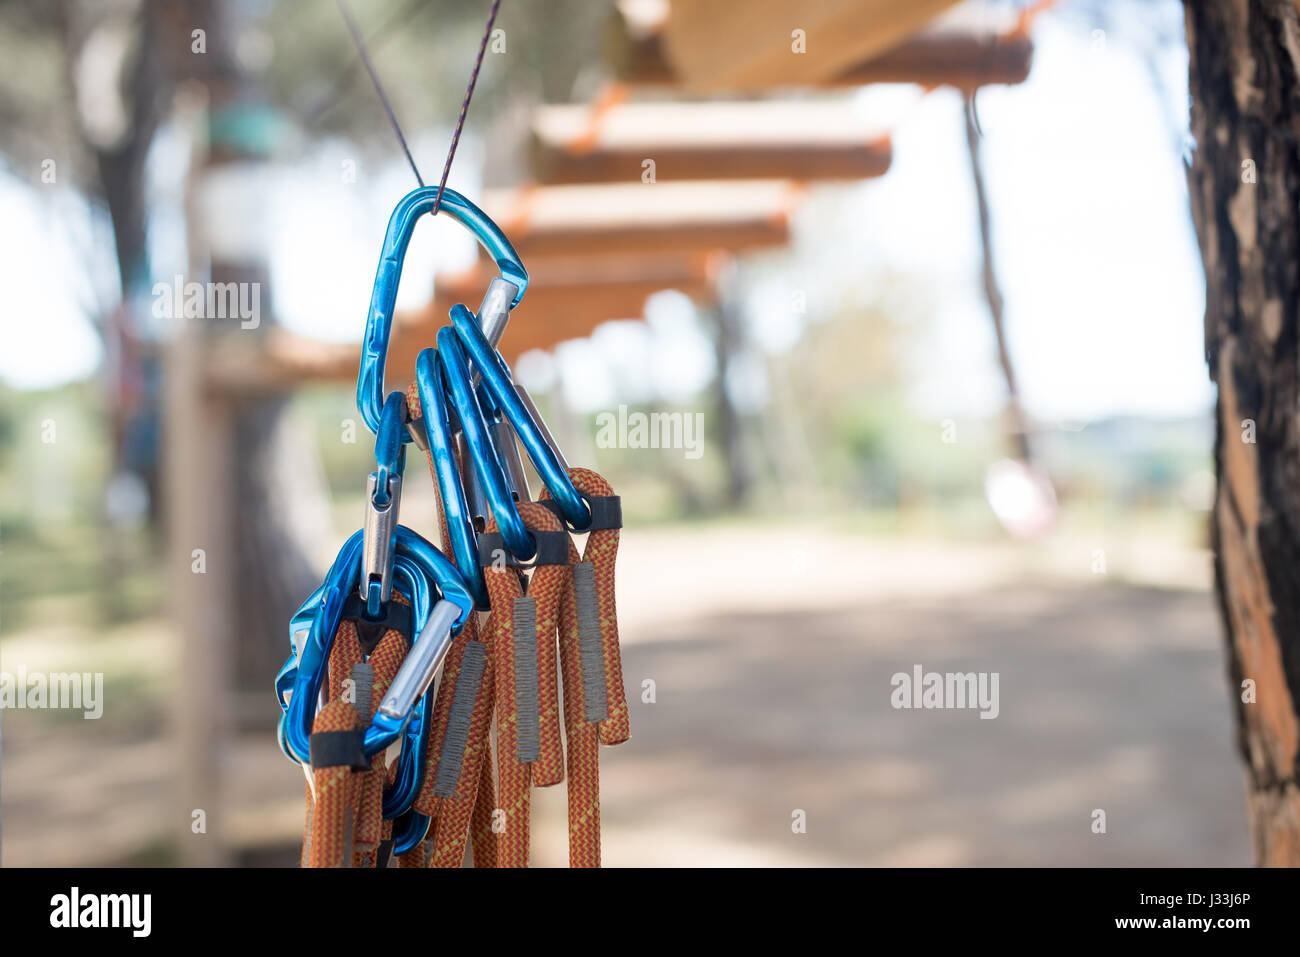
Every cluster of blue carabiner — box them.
[275,186,601,861]
[362,187,595,607]
[273,415,475,853]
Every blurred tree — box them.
[1187,0,1300,865]
[0,0,616,482]
[0,0,615,679]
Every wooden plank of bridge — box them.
[531,100,891,185]
[205,250,724,394]
[481,181,796,258]
[650,0,964,91]
[428,250,722,363]
[609,0,1032,90]
[204,183,798,391]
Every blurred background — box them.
[0,0,1244,866]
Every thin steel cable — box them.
[337,0,426,186]
[337,0,503,214]
[308,0,434,125]
[430,0,502,216]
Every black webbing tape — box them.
[537,495,622,531]
[341,592,413,655]
[309,729,369,771]
[477,530,570,568]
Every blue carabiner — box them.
[358,186,529,438]
[450,304,592,530]
[274,556,439,836]
[414,347,492,607]
[359,530,471,756]
[372,390,408,506]
[390,808,432,857]
[280,526,473,767]
[382,686,434,819]
[364,543,468,822]
[274,581,328,714]
[277,531,425,751]
[276,566,437,828]
[362,391,410,617]
[437,326,535,552]
[275,538,432,757]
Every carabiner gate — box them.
[361,392,408,617]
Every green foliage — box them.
[0,380,163,632]
[262,0,617,146]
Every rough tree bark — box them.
[1186,0,1300,865]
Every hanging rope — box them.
[301,600,413,868]
[429,0,502,215]
[338,0,503,215]
[336,0,427,187]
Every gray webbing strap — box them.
[572,561,608,723]
[351,662,374,719]
[433,640,487,798]
[512,597,540,763]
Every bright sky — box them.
[0,6,1211,424]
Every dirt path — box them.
[573,583,1247,866]
[0,528,1246,866]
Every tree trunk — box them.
[711,300,754,507]
[59,0,170,618]
[171,3,320,697]
[1186,0,1300,865]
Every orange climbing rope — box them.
[481,502,570,865]
[305,701,364,868]
[297,383,630,868]
[301,601,412,868]
[400,384,629,867]
[543,467,627,866]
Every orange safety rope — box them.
[468,741,498,867]
[542,467,630,867]
[300,781,313,867]
[427,632,496,866]
[545,467,629,745]
[557,566,601,867]
[301,619,364,867]
[481,502,569,866]
[402,385,450,834]
[376,386,631,868]
[404,382,500,867]
[305,700,364,868]
[483,519,532,867]
[301,599,412,868]
[352,629,410,867]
